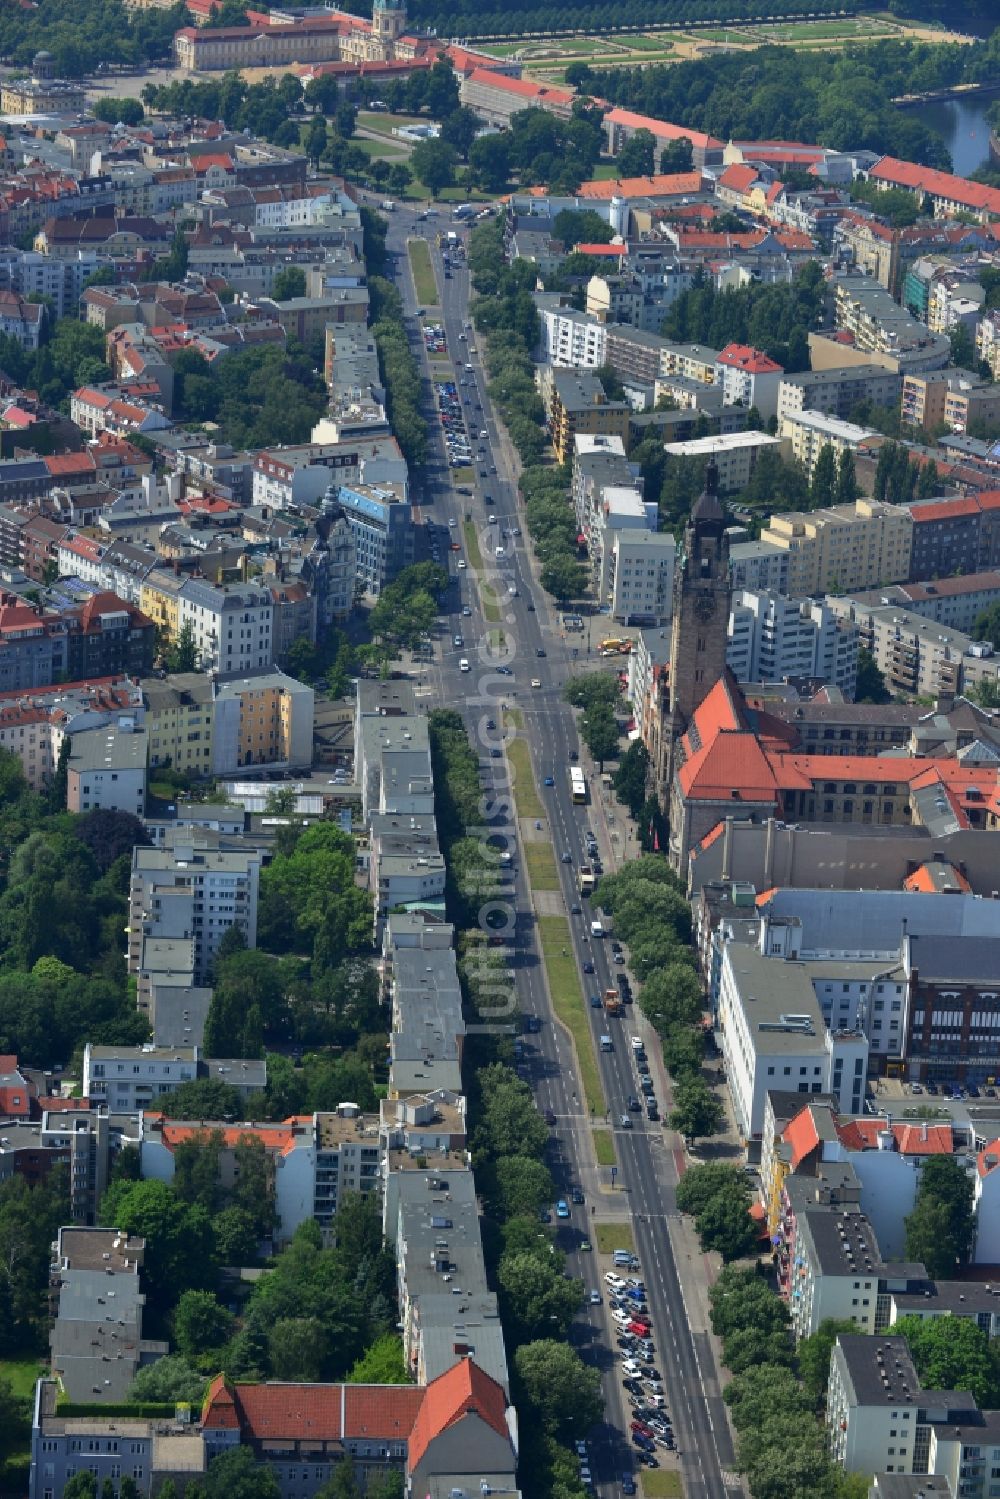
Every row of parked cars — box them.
[605,1270,674,1469]
[436,379,471,469]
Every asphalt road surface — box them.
[379,198,742,1499]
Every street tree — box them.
[670,1077,724,1144]
[798,1319,859,1408]
[513,1340,602,1439]
[498,1251,583,1343]
[410,138,458,195]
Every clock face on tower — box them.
[694,591,716,621]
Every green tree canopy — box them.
[905,1155,975,1277]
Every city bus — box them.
[570,767,588,804]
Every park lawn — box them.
[593,1127,616,1167]
[622,33,675,50]
[353,137,407,160]
[595,1220,634,1254]
[523,840,560,892]
[504,707,524,730]
[537,913,605,1114]
[408,238,439,307]
[0,1358,46,1398]
[640,1473,682,1499]
[590,163,622,180]
[451,465,474,486]
[357,110,426,133]
[505,737,544,820]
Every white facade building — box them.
[537,302,606,369]
[726,588,859,694]
[717,944,869,1140]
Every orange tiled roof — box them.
[146,1114,312,1157]
[718,164,758,192]
[577,171,703,202]
[408,1360,509,1473]
[979,1139,1000,1178]
[603,107,721,153]
[783,1106,821,1169]
[717,343,783,375]
[872,155,1000,217]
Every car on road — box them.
[555,1200,569,1219]
[589,994,602,1008]
[570,904,582,915]
[531,678,542,689]
[605,1273,626,1291]
[619,1114,633,1129]
[583,961,595,974]
[589,1289,601,1304]
[646,1103,660,1121]
[527,601,535,610]
[561,852,572,863]
[627,1095,641,1112]
[544,776,555,786]
[580,1238,592,1251]
[543,1108,556,1125]
[575,1442,587,1459]
[462,605,471,616]
[621,1475,637,1495]
[536,647,546,657]
[571,1186,584,1204]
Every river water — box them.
[919,93,998,176]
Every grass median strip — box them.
[639,1473,681,1499]
[504,707,524,730]
[592,1127,616,1167]
[595,1220,633,1254]
[462,519,483,571]
[523,841,559,891]
[408,238,438,307]
[505,737,543,820]
[537,913,605,1115]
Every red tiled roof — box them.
[979,1139,1000,1178]
[717,343,783,374]
[465,68,573,106]
[408,1360,509,1474]
[603,107,721,153]
[783,1106,821,1169]
[839,1118,953,1155]
[718,164,758,192]
[871,155,1000,218]
[578,171,702,202]
[575,242,626,256]
[148,1115,311,1156]
[678,730,781,801]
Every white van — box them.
[591,920,605,938]
[459,658,470,673]
[495,546,505,558]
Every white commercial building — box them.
[779,408,877,480]
[726,588,859,694]
[663,431,783,493]
[177,578,273,676]
[609,530,676,625]
[127,837,263,984]
[717,943,869,1140]
[537,301,606,369]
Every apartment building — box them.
[826,595,999,699]
[335,479,413,594]
[726,588,859,695]
[779,409,877,481]
[663,431,783,493]
[760,498,913,596]
[716,943,869,1140]
[210,668,314,775]
[827,1334,968,1480]
[66,721,147,817]
[776,364,903,425]
[175,578,273,676]
[729,538,790,593]
[82,1044,265,1114]
[538,368,630,466]
[713,343,784,421]
[850,572,1000,635]
[832,274,951,373]
[905,492,1000,582]
[901,368,1000,435]
[659,342,721,385]
[128,837,262,983]
[48,1226,164,1404]
[536,298,606,369]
